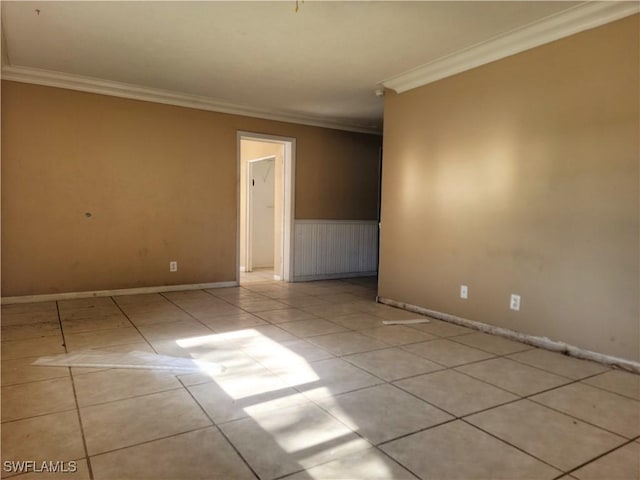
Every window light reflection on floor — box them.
[175,329,392,478]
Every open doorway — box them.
[247,156,276,272]
[238,132,295,284]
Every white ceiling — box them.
[0,1,606,132]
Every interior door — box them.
[249,158,275,269]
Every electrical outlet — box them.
[510,294,521,311]
[169,261,178,272]
[460,285,468,299]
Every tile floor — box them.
[1,275,639,480]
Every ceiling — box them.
[0,1,608,133]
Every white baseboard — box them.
[378,296,640,374]
[273,275,282,281]
[1,281,239,305]
[294,271,377,282]
[239,266,246,272]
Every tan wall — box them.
[379,16,639,361]
[294,128,380,220]
[1,81,381,296]
[239,139,284,276]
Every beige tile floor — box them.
[1,275,639,480]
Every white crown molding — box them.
[382,2,640,94]
[0,65,381,135]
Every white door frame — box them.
[246,155,276,273]
[237,131,296,282]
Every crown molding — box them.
[382,1,640,94]
[0,65,382,135]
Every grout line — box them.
[555,437,640,480]
[85,425,214,459]
[160,290,256,333]
[272,468,306,480]
[294,379,386,405]
[374,417,461,448]
[446,334,536,356]
[388,380,522,425]
[56,300,95,480]
[73,385,186,409]
[525,396,636,440]
[297,367,461,450]
[270,443,424,480]
[435,363,640,438]
[110,296,164,353]
[372,445,425,480]
[454,397,524,420]
[0,406,80,425]
[371,366,449,383]
[504,354,596,378]
[449,364,575,397]
[563,374,640,401]
[1,371,71,388]
[459,417,564,474]
[176,377,261,480]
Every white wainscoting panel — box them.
[293,220,378,281]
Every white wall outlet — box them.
[169,261,178,272]
[510,294,521,311]
[460,285,468,299]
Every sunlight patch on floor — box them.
[175,329,391,478]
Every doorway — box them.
[238,132,295,283]
[247,156,276,271]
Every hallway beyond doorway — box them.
[240,268,278,285]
